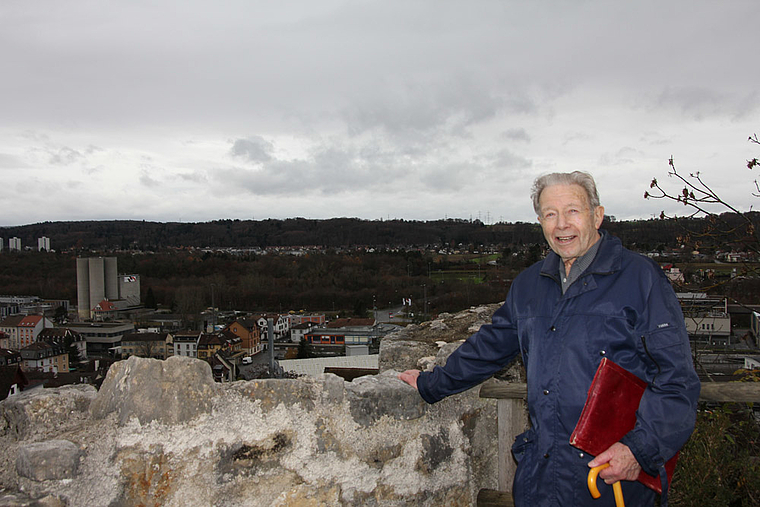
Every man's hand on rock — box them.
[397,369,421,390]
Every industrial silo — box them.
[104,257,119,300]
[76,257,91,320]
[88,257,106,313]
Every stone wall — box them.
[0,305,509,507]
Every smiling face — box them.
[537,183,604,271]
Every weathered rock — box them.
[377,329,438,372]
[90,355,218,425]
[417,429,454,474]
[0,384,96,440]
[0,491,65,507]
[345,371,427,426]
[228,378,318,411]
[16,439,82,481]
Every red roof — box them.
[94,300,117,312]
[19,315,43,327]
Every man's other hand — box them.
[397,369,421,390]
[588,442,641,483]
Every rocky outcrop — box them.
[0,305,513,507]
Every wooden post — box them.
[497,398,527,492]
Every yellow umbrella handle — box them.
[588,464,625,507]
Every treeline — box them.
[0,249,515,318]
[0,215,735,252]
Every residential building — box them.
[120,332,173,359]
[197,332,241,361]
[197,333,224,360]
[223,318,262,355]
[20,341,69,373]
[0,332,8,349]
[37,236,50,251]
[290,322,317,343]
[38,328,87,362]
[0,348,21,366]
[65,322,135,357]
[173,331,200,358]
[0,314,53,350]
[256,314,290,340]
[287,313,326,327]
[8,237,21,251]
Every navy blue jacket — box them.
[417,231,700,506]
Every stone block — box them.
[90,356,218,426]
[345,371,427,426]
[16,439,82,481]
[1,384,96,440]
[229,378,317,411]
[377,335,438,373]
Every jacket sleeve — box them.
[620,272,701,476]
[417,294,522,404]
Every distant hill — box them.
[0,215,746,252]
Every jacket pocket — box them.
[512,428,536,506]
[511,428,534,463]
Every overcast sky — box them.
[1,1,758,227]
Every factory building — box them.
[76,257,141,320]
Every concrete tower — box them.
[76,258,90,320]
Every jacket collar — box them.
[539,229,622,279]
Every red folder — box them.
[569,358,677,494]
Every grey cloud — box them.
[501,129,531,143]
[229,136,274,163]
[140,170,160,187]
[342,76,518,141]
[177,172,207,183]
[652,86,755,121]
[598,147,644,167]
[49,146,83,165]
[491,149,532,170]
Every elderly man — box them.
[399,171,700,506]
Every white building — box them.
[8,238,21,251]
[173,332,200,358]
[37,237,50,251]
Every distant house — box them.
[0,364,28,400]
[20,341,69,374]
[92,299,134,321]
[0,348,22,366]
[224,318,262,355]
[256,314,290,341]
[0,331,9,349]
[38,328,87,361]
[290,322,317,343]
[173,331,201,358]
[287,313,326,327]
[197,333,225,360]
[197,331,242,362]
[120,332,173,359]
[0,314,53,350]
